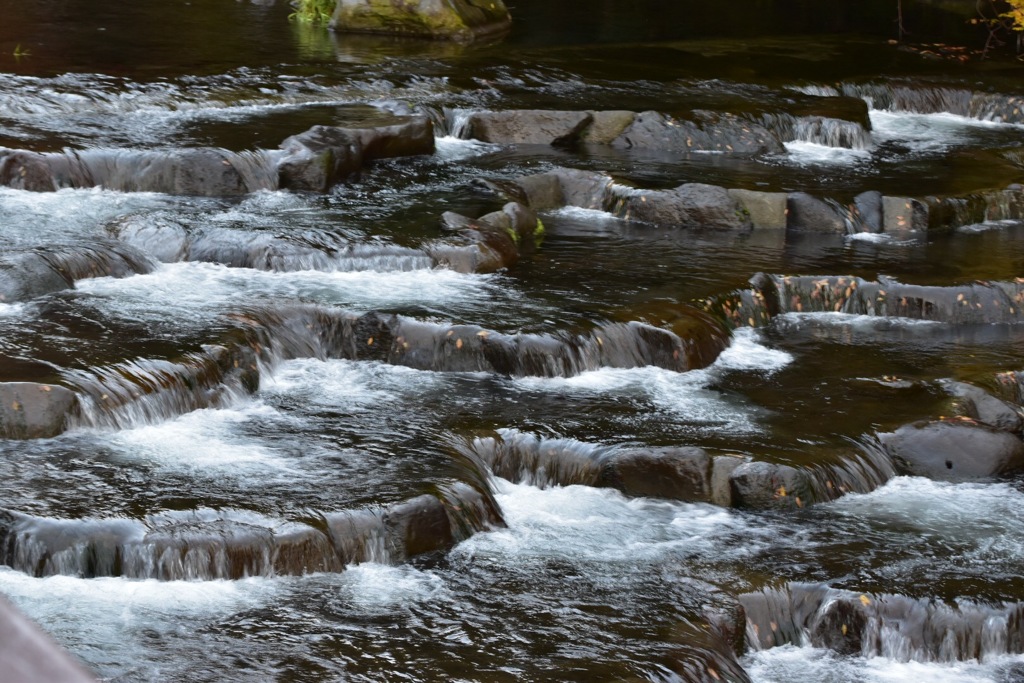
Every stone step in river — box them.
[4,1,1024,681]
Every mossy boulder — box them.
[330,0,512,41]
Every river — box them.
[2,1,1024,681]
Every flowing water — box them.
[3,1,1024,681]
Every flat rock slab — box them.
[464,110,593,145]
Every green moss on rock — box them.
[331,0,511,41]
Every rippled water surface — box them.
[3,1,1024,681]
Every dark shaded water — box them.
[3,1,1024,681]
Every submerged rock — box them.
[710,273,1024,329]
[0,252,74,303]
[330,0,512,41]
[741,582,1024,662]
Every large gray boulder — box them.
[0,383,80,439]
[879,420,1024,481]
[787,192,847,233]
[462,110,593,145]
[620,183,752,230]
[0,252,73,303]
[612,110,784,156]
[330,0,512,41]
[599,447,713,501]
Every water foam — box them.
[76,261,508,325]
[745,644,1024,683]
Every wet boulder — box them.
[942,380,1023,433]
[618,183,752,231]
[599,447,713,501]
[709,455,747,507]
[729,461,814,509]
[428,201,542,273]
[879,419,1024,481]
[383,494,454,561]
[551,168,614,210]
[0,150,57,191]
[0,383,80,440]
[883,196,929,234]
[330,0,512,41]
[786,192,847,233]
[0,252,74,303]
[852,190,883,233]
[462,110,593,145]
[728,189,787,230]
[41,243,154,282]
[278,117,434,192]
[580,110,637,144]
[613,110,784,156]
[107,214,190,263]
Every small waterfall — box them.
[62,346,259,430]
[759,113,872,149]
[741,583,1024,663]
[801,437,897,501]
[110,217,434,272]
[39,242,155,282]
[0,479,503,580]
[791,116,872,149]
[710,273,1024,328]
[10,147,282,196]
[840,83,974,117]
[835,82,1024,124]
[444,107,477,139]
[458,430,612,489]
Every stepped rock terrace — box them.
[3,0,1024,681]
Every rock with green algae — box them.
[330,0,511,41]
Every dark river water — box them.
[3,1,1024,681]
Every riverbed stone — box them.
[600,447,713,501]
[882,196,929,234]
[580,110,637,144]
[728,189,788,230]
[464,110,593,146]
[0,150,57,191]
[786,192,847,233]
[620,183,752,231]
[330,0,512,41]
[278,118,434,192]
[943,380,1023,433]
[729,461,813,509]
[383,494,454,561]
[0,252,74,303]
[613,110,784,156]
[709,455,747,507]
[879,420,1024,481]
[0,383,80,440]
[852,190,883,233]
